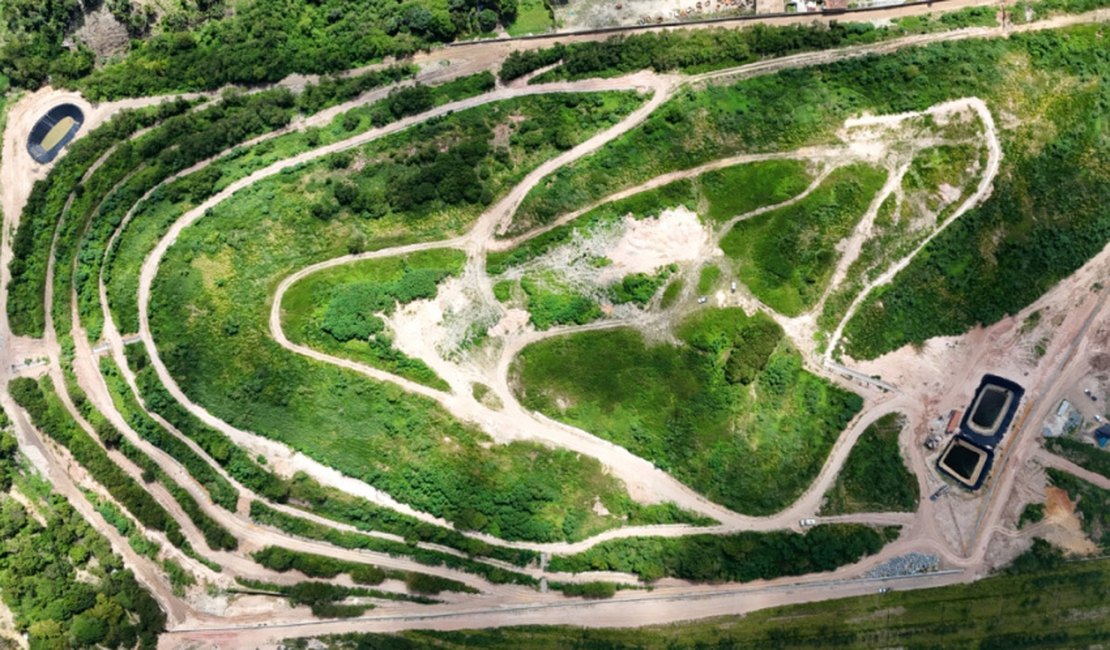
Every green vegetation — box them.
[113,435,239,553]
[507,0,553,36]
[288,555,1110,648]
[104,72,493,338]
[282,249,466,389]
[148,93,699,542]
[696,264,720,295]
[817,142,982,340]
[720,164,886,316]
[253,546,477,594]
[1045,437,1110,479]
[65,70,424,343]
[549,581,620,599]
[507,156,809,237]
[238,577,434,618]
[839,34,1109,358]
[127,346,292,503]
[1018,503,1045,529]
[1003,538,1067,575]
[610,265,676,307]
[0,425,165,648]
[282,476,539,566]
[699,159,813,223]
[821,413,918,515]
[1012,0,1110,22]
[129,348,542,567]
[513,308,863,514]
[547,525,895,582]
[0,0,513,98]
[660,279,683,309]
[520,274,602,329]
[493,280,515,303]
[250,501,538,586]
[100,356,240,510]
[8,100,193,336]
[1047,468,1108,551]
[499,8,999,83]
[9,377,187,548]
[514,28,1109,357]
[86,491,164,564]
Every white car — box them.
[799,518,817,527]
[697,296,708,304]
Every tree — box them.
[70,613,108,645]
[477,9,499,32]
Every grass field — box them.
[281,249,467,390]
[699,159,813,223]
[507,0,554,36]
[489,159,812,275]
[719,164,887,316]
[294,555,1110,648]
[512,308,863,514]
[147,92,708,542]
[820,413,919,515]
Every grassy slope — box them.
[299,555,1110,648]
[840,31,1109,358]
[820,413,919,515]
[546,524,895,582]
[512,308,862,515]
[816,142,983,337]
[512,28,1109,355]
[281,249,467,390]
[149,92,704,543]
[490,159,811,274]
[104,73,492,337]
[720,163,886,316]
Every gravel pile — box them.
[864,552,939,578]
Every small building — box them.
[1096,425,1110,449]
[945,409,963,435]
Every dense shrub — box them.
[548,525,894,582]
[10,377,186,547]
[0,438,165,648]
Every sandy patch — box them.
[489,307,532,338]
[938,183,962,204]
[1041,486,1099,555]
[601,206,711,281]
